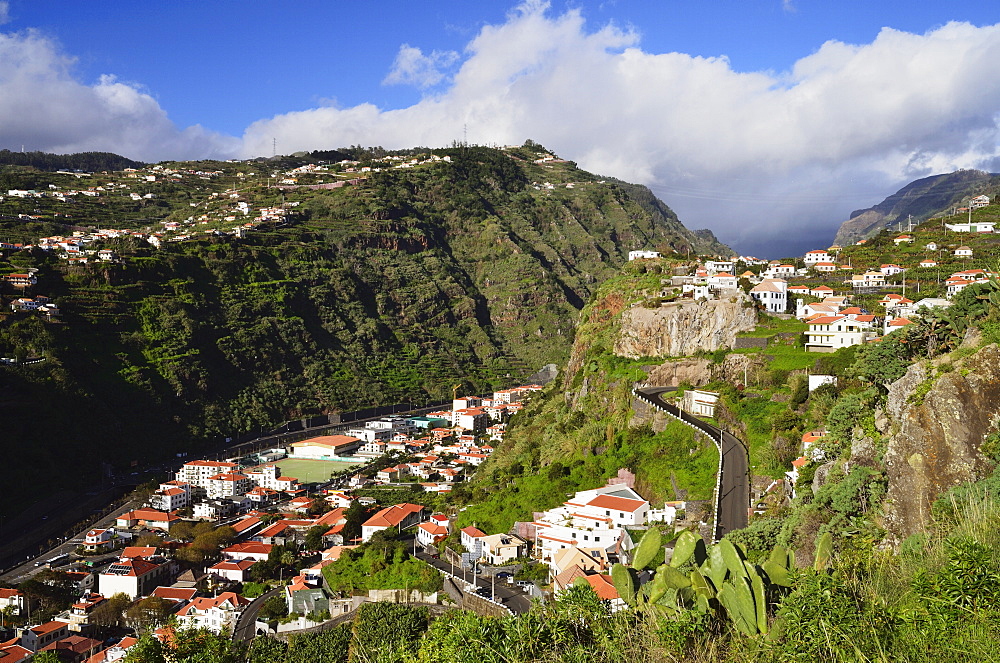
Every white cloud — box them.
[0,2,10,25]
[0,29,238,161]
[383,44,459,89]
[240,3,1000,255]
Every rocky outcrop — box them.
[879,345,1000,544]
[613,297,757,358]
[643,359,713,387]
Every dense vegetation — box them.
[0,148,143,172]
[0,144,727,521]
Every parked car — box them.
[495,572,513,582]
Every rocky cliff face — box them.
[613,297,758,358]
[832,169,997,246]
[878,345,1000,544]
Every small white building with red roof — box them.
[175,592,249,633]
[532,482,649,566]
[360,503,425,542]
[221,541,273,562]
[209,558,256,583]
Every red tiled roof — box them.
[184,460,238,468]
[585,574,621,601]
[460,526,486,538]
[150,587,197,601]
[807,315,846,325]
[120,546,157,559]
[211,559,255,571]
[30,621,67,635]
[587,494,647,512]
[223,542,272,555]
[363,503,424,528]
[292,434,361,449]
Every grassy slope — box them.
[457,266,721,534]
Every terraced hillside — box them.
[0,144,727,517]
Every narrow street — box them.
[413,548,532,614]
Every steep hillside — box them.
[458,261,742,533]
[0,144,726,519]
[833,169,999,246]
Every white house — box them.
[955,246,973,257]
[813,262,838,273]
[704,260,734,275]
[360,503,425,542]
[84,527,116,552]
[946,278,974,298]
[749,279,787,313]
[148,481,191,512]
[532,483,649,567]
[880,264,905,276]
[209,559,256,583]
[884,317,915,335]
[480,533,528,564]
[453,408,488,431]
[796,301,840,321]
[98,557,176,599]
[19,621,68,653]
[803,250,832,265]
[416,518,450,547]
[970,195,990,209]
[805,314,880,352]
[460,526,487,553]
[244,464,299,493]
[849,272,885,288]
[205,472,251,499]
[945,221,996,233]
[175,592,249,634]
[0,588,25,616]
[628,250,660,260]
[761,264,795,279]
[919,259,938,268]
[682,389,719,417]
[707,272,738,290]
[221,541,273,562]
[807,375,837,392]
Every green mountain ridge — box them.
[0,144,726,520]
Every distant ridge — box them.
[0,148,144,172]
[834,169,999,246]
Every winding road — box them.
[633,386,749,541]
[232,587,283,643]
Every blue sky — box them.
[1,1,999,255]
